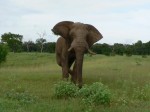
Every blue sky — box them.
[0,0,150,44]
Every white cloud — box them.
[0,0,150,44]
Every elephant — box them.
[52,21,103,88]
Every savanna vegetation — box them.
[0,53,150,112]
[1,32,150,56]
[0,44,8,64]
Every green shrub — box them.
[0,44,8,64]
[78,85,91,98]
[132,84,150,101]
[54,81,111,106]
[78,82,111,106]
[54,81,78,98]
[5,87,37,104]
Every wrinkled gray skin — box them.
[52,21,103,88]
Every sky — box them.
[0,0,150,44]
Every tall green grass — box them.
[0,53,150,112]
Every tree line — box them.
[0,32,55,53]
[0,32,150,56]
[91,40,150,56]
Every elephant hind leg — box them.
[61,57,69,79]
[56,53,62,66]
[56,55,69,79]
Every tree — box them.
[101,43,112,56]
[1,32,23,52]
[133,40,143,55]
[125,44,133,56]
[23,41,35,52]
[36,38,46,53]
[0,43,8,64]
[113,43,125,56]
[43,42,56,53]
[145,41,150,55]
[91,44,102,54]
[36,32,46,53]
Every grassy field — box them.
[0,53,150,112]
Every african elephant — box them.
[52,21,103,87]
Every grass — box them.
[0,52,150,112]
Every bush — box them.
[54,81,111,106]
[0,44,8,64]
[5,87,37,104]
[132,84,150,101]
[54,81,78,98]
[78,82,111,105]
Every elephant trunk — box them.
[74,47,84,88]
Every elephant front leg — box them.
[61,57,69,80]
[62,65,69,80]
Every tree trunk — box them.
[27,44,29,52]
[41,44,43,53]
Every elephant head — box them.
[52,21,103,87]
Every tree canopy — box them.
[0,44,8,64]
[1,32,23,52]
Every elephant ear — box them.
[86,24,103,48]
[52,21,74,38]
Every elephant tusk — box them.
[68,46,73,52]
[88,49,96,55]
